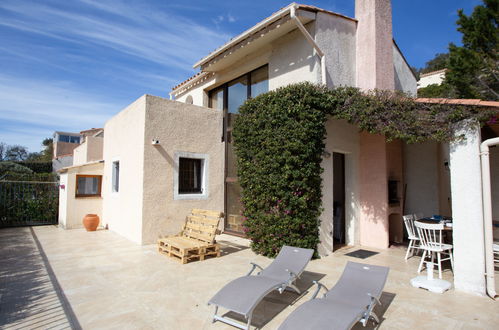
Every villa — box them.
[57,0,498,299]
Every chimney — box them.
[355,0,395,91]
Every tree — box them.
[40,137,54,161]
[5,145,28,161]
[420,53,449,74]
[446,0,498,100]
[0,142,6,161]
[417,83,452,98]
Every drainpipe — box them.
[480,136,499,299]
[290,5,327,85]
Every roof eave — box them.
[193,2,299,69]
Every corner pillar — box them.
[449,121,486,295]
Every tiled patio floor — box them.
[0,226,497,329]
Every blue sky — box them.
[0,0,482,152]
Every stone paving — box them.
[0,226,498,330]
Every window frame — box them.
[173,151,209,200]
[112,160,120,193]
[208,64,268,110]
[178,157,203,194]
[75,174,102,198]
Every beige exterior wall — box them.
[102,95,224,245]
[73,136,103,166]
[175,22,320,107]
[54,141,79,158]
[102,96,146,244]
[141,96,224,244]
[58,162,104,229]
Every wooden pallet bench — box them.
[157,209,223,264]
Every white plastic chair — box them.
[413,212,424,221]
[415,221,454,279]
[493,242,499,265]
[403,214,420,260]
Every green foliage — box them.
[233,84,327,257]
[0,161,33,176]
[233,83,496,257]
[14,161,53,173]
[0,180,58,226]
[417,83,452,98]
[447,0,498,100]
[420,53,449,74]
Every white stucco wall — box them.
[103,96,146,244]
[320,119,360,255]
[315,12,356,88]
[141,96,224,244]
[403,142,440,217]
[58,163,104,229]
[72,144,87,166]
[58,173,68,227]
[393,44,417,96]
[450,123,485,295]
[417,70,446,88]
[268,22,320,90]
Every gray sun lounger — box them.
[208,245,314,330]
[279,261,389,330]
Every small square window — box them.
[76,175,102,197]
[178,158,202,194]
[112,161,120,193]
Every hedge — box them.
[14,161,53,173]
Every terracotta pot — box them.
[83,214,100,231]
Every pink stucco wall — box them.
[359,132,389,249]
[355,0,394,91]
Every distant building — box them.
[52,129,103,172]
[417,68,447,89]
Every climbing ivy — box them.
[233,82,496,257]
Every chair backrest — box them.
[181,209,223,244]
[414,221,444,250]
[402,214,418,239]
[260,246,314,281]
[325,262,389,308]
[413,212,424,221]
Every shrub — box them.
[0,161,33,176]
[14,161,53,173]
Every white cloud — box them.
[0,74,126,151]
[0,0,230,69]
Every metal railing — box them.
[0,180,59,227]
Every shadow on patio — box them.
[0,227,81,329]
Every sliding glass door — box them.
[209,65,269,234]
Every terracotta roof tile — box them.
[419,68,447,78]
[171,72,205,91]
[415,98,499,108]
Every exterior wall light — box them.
[151,139,160,146]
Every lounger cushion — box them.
[278,299,362,330]
[209,276,283,317]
